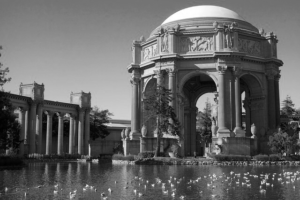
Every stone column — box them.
[69,114,75,154]
[18,107,26,155]
[36,103,43,153]
[57,112,64,155]
[266,70,276,129]
[130,72,141,140]
[73,117,78,153]
[29,101,37,154]
[84,108,91,156]
[78,109,85,155]
[190,107,198,155]
[216,66,231,137]
[233,68,245,137]
[24,109,29,153]
[167,68,175,108]
[274,73,281,127]
[45,111,53,155]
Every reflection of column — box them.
[84,108,91,155]
[168,69,175,108]
[69,114,74,154]
[233,68,245,137]
[130,73,141,140]
[45,111,53,155]
[29,102,37,153]
[267,70,276,129]
[57,112,64,155]
[274,74,281,127]
[216,66,230,137]
[78,109,85,154]
[36,103,43,153]
[18,107,26,155]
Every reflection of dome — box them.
[162,5,246,25]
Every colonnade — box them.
[17,103,91,156]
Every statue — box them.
[161,31,169,52]
[211,97,218,137]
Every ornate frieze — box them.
[143,44,158,61]
[238,38,261,56]
[180,36,213,53]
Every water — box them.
[0,162,300,200]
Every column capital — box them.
[165,68,175,76]
[232,66,242,78]
[216,65,228,74]
[130,76,140,85]
[18,106,27,113]
[266,70,277,80]
[56,112,65,118]
[44,110,54,116]
[274,72,281,82]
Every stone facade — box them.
[127,6,283,156]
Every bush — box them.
[112,154,135,161]
[288,155,300,161]
[253,154,269,161]
[0,154,23,166]
[269,154,280,161]
[137,151,155,159]
[213,154,251,161]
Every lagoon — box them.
[1,162,300,199]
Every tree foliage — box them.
[143,85,181,157]
[0,92,21,152]
[90,106,112,140]
[281,95,295,116]
[268,129,293,156]
[197,98,212,144]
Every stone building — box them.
[127,5,283,156]
[4,82,91,156]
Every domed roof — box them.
[162,5,245,25]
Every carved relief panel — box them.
[238,38,261,56]
[180,36,214,54]
[142,44,158,61]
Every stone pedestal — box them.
[234,127,246,137]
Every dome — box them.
[162,5,246,25]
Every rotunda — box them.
[127,5,283,156]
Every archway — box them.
[240,73,265,138]
[181,73,217,156]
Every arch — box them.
[239,72,264,96]
[178,70,218,95]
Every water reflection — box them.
[0,163,300,199]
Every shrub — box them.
[213,154,251,161]
[137,151,155,159]
[253,154,269,161]
[112,154,135,161]
[288,155,300,161]
[269,154,280,161]
[0,154,23,166]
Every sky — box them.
[1,0,300,119]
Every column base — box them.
[217,128,231,137]
[234,127,246,137]
[130,131,141,140]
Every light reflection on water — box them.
[0,162,300,199]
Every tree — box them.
[281,95,295,116]
[268,129,292,156]
[90,106,112,140]
[143,85,181,157]
[197,98,212,144]
[0,60,21,152]
[280,95,297,132]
